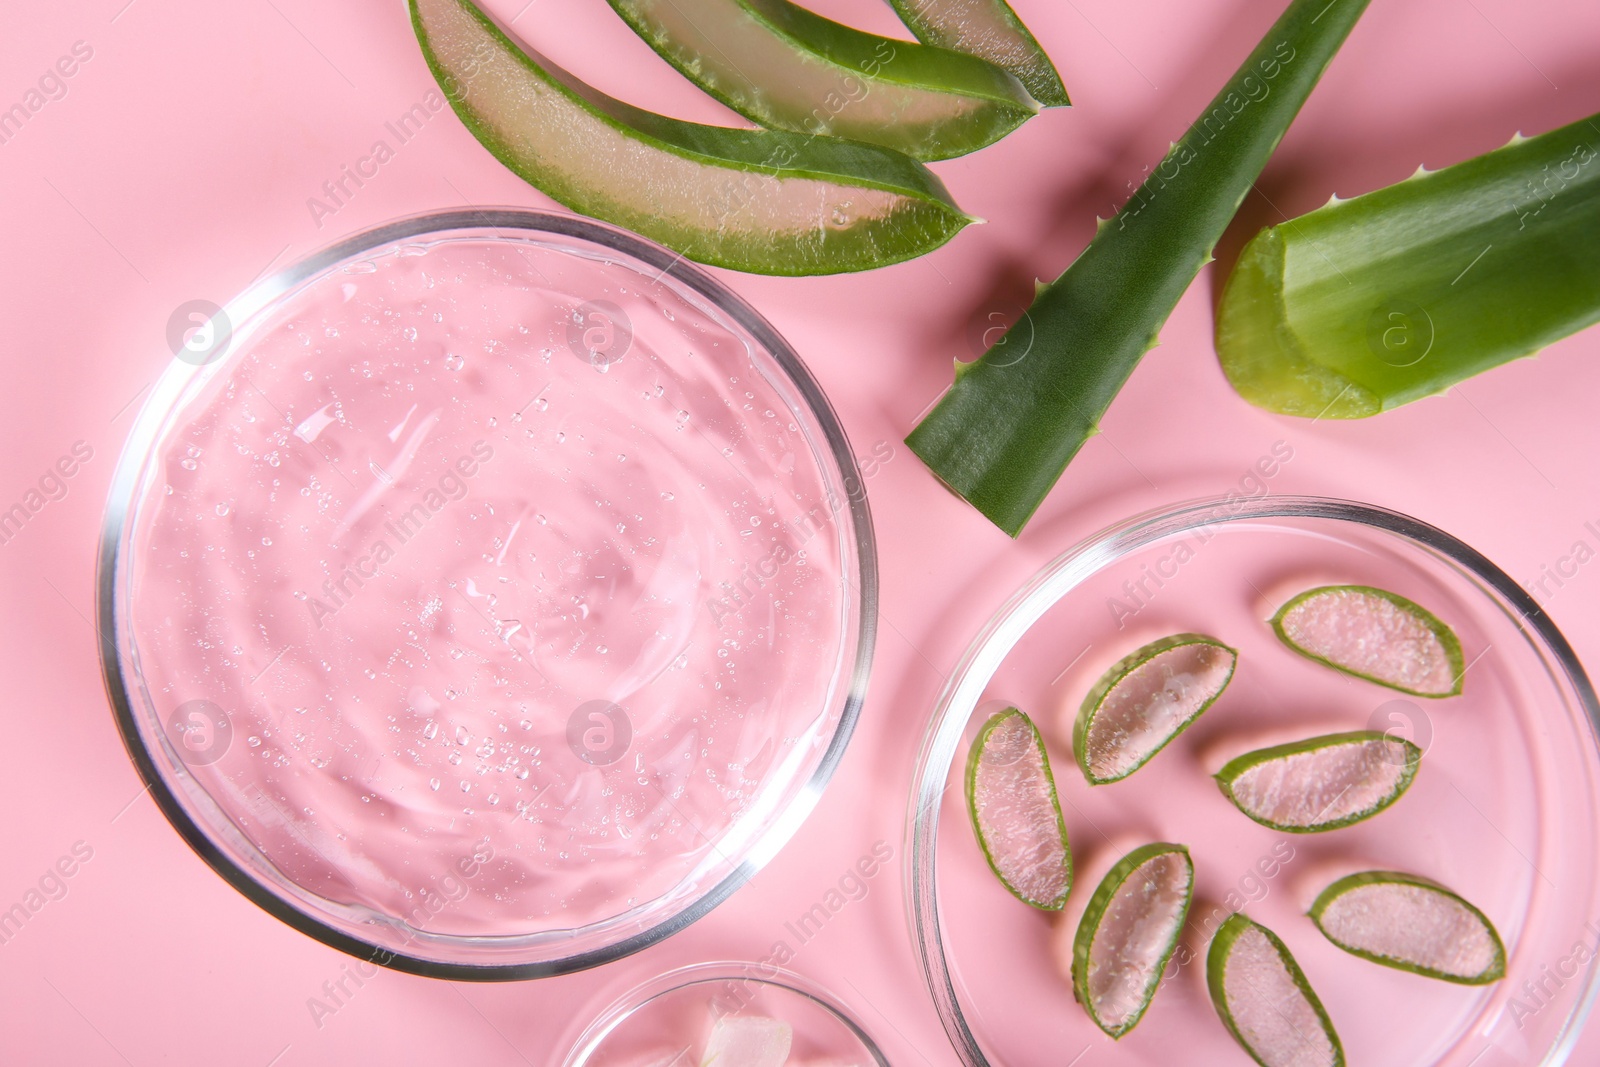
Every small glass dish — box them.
[907,496,1600,1067]
[558,961,889,1067]
[98,208,876,978]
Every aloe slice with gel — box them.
[607,0,1037,161]
[1072,843,1194,1038]
[412,0,973,275]
[966,708,1073,909]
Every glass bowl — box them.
[907,496,1600,1067]
[98,208,876,979]
[557,961,889,1067]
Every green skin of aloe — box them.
[907,0,1372,536]
[882,0,1069,108]
[1219,112,1600,417]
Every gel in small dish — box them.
[101,211,874,976]
[560,964,887,1067]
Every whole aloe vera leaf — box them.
[883,0,1068,107]
[906,0,1370,536]
[606,0,1036,162]
[412,0,972,276]
[1218,113,1600,417]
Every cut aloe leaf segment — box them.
[883,0,1068,107]
[1074,633,1237,784]
[1072,843,1194,1038]
[1218,111,1600,419]
[1273,585,1465,697]
[1216,731,1420,833]
[965,708,1073,909]
[1310,871,1506,984]
[411,0,972,275]
[904,0,1371,536]
[605,0,1036,162]
[1209,914,1344,1067]
[701,1016,792,1067]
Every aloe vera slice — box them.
[1219,112,1600,418]
[1216,731,1420,832]
[1074,633,1236,784]
[1310,871,1506,984]
[412,0,972,275]
[1209,914,1344,1067]
[1273,585,1464,698]
[906,0,1370,535]
[965,708,1073,909]
[701,1016,792,1067]
[607,0,1035,161]
[883,0,1067,108]
[1072,843,1193,1038]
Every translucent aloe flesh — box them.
[1216,730,1420,832]
[607,0,1036,161]
[1310,871,1505,984]
[701,1016,792,1067]
[1209,914,1344,1067]
[1072,843,1193,1038]
[965,708,1073,909]
[883,0,1068,107]
[1219,112,1600,417]
[906,0,1370,535]
[1273,585,1464,698]
[411,0,972,275]
[1074,633,1236,784]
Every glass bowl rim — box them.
[555,959,892,1067]
[95,206,879,981]
[903,493,1600,1066]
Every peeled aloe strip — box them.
[965,708,1073,909]
[1273,585,1464,698]
[1072,843,1194,1039]
[1309,871,1506,985]
[1215,730,1420,833]
[411,0,972,275]
[1219,112,1600,418]
[907,0,1371,536]
[883,0,1068,108]
[1208,914,1344,1067]
[1074,633,1237,784]
[606,0,1035,162]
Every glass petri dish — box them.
[558,962,888,1067]
[907,496,1600,1067]
[98,208,876,979]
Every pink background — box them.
[2,0,1598,1063]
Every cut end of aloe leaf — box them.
[701,1015,792,1067]
[884,0,1069,107]
[966,708,1073,909]
[412,0,971,275]
[1209,914,1344,1067]
[1216,731,1420,832]
[1310,871,1506,984]
[1073,843,1194,1038]
[1273,585,1465,697]
[1075,634,1236,784]
[1216,227,1381,419]
[609,0,1036,161]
